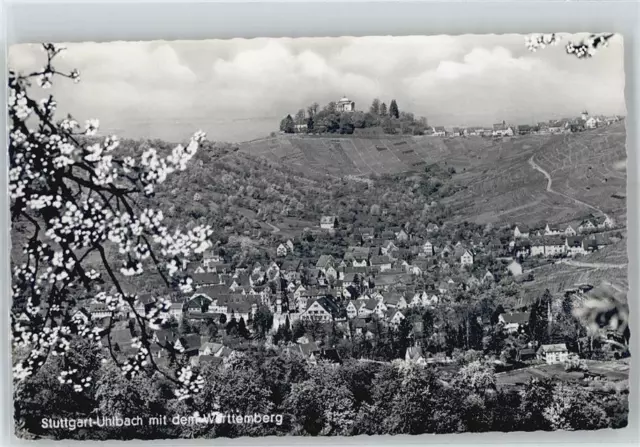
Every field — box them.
[523,261,628,298]
[496,359,630,387]
[240,124,627,228]
[533,123,627,218]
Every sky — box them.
[9,34,626,143]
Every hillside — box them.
[240,123,627,227]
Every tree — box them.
[238,317,250,339]
[389,99,399,119]
[370,98,381,115]
[529,289,552,344]
[380,102,388,116]
[294,109,306,125]
[307,102,319,117]
[280,114,295,133]
[9,43,209,399]
[252,305,274,339]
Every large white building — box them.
[336,96,355,112]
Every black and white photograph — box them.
[8,33,629,440]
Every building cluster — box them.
[65,210,618,369]
[428,112,624,138]
[511,215,615,258]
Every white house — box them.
[300,297,339,323]
[387,310,406,328]
[422,240,434,256]
[320,216,338,230]
[544,224,563,236]
[499,311,530,334]
[513,225,530,239]
[346,300,359,319]
[336,96,355,112]
[492,122,514,137]
[564,225,577,236]
[432,126,446,137]
[537,343,569,365]
[565,236,586,256]
[578,219,596,233]
[460,250,474,266]
[276,243,287,257]
[585,116,598,129]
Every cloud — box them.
[8,34,626,142]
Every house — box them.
[426,223,439,233]
[517,347,537,362]
[451,127,462,137]
[564,225,577,236]
[492,121,514,137]
[544,236,566,257]
[294,123,308,133]
[89,303,111,320]
[396,229,409,241]
[544,224,563,236]
[346,300,360,319]
[595,215,615,230]
[381,240,399,256]
[316,254,334,272]
[336,96,355,112]
[174,334,202,357]
[507,260,523,277]
[537,122,550,134]
[286,239,295,252]
[517,124,533,135]
[459,249,474,266]
[537,343,569,365]
[548,120,567,134]
[358,299,378,318]
[199,341,224,357]
[276,243,287,257]
[386,309,406,327]
[358,227,375,241]
[422,240,434,256]
[513,225,530,239]
[300,296,341,323]
[405,346,426,365]
[370,255,393,272]
[578,219,596,233]
[499,311,530,334]
[320,216,338,230]
[565,236,586,256]
[432,126,446,137]
[483,270,495,283]
[585,116,598,129]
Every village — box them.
[74,209,623,377]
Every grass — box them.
[496,359,629,386]
[239,125,626,229]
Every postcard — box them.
[8,33,628,440]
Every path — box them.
[265,222,280,234]
[557,259,627,269]
[528,155,607,217]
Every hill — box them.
[240,123,626,227]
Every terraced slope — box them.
[240,134,506,177]
[240,125,626,227]
[532,122,627,217]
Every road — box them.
[265,222,280,234]
[557,259,627,269]
[528,155,606,217]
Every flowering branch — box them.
[525,33,615,58]
[10,43,207,398]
